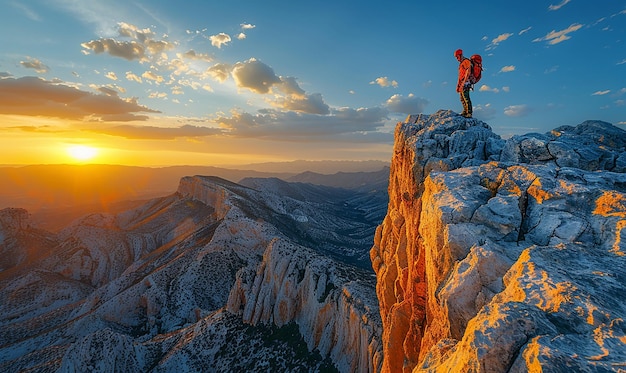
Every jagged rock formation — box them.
[227,237,382,372]
[0,173,385,372]
[371,110,626,372]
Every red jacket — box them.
[457,58,471,92]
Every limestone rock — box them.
[371,110,626,372]
[227,237,383,372]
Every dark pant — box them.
[460,88,472,115]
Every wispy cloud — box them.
[592,90,611,96]
[88,124,222,139]
[51,0,127,36]
[499,65,515,73]
[10,1,41,21]
[518,27,532,35]
[486,33,513,50]
[370,77,398,88]
[504,104,531,117]
[618,59,626,65]
[216,107,390,142]
[548,0,572,11]
[533,23,583,45]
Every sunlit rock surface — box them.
[371,110,626,372]
[0,173,386,372]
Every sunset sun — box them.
[67,145,98,162]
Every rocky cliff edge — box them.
[370,110,626,372]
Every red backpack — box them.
[468,54,482,84]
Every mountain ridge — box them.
[0,172,385,372]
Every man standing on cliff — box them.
[455,49,472,118]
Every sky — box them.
[0,0,625,166]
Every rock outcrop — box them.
[227,237,382,372]
[371,110,626,372]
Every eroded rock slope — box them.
[0,174,384,372]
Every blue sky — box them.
[0,0,624,166]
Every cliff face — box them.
[371,110,626,372]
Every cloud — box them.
[20,57,49,73]
[492,33,513,44]
[533,23,583,45]
[548,0,571,11]
[519,27,532,35]
[473,103,497,120]
[182,50,213,62]
[618,59,626,65]
[241,23,256,30]
[592,90,611,96]
[209,33,231,48]
[269,93,330,115]
[499,65,515,73]
[479,85,500,93]
[385,94,428,114]
[370,77,398,88]
[117,22,154,42]
[88,124,222,139]
[105,72,118,80]
[231,58,281,94]
[236,33,246,40]
[81,22,175,61]
[0,76,158,121]
[93,85,121,96]
[216,107,390,142]
[228,59,331,114]
[487,33,513,50]
[206,63,232,82]
[82,38,146,60]
[142,70,164,84]
[149,91,168,99]
[504,104,531,117]
[126,71,143,83]
[263,76,329,115]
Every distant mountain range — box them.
[0,162,389,232]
